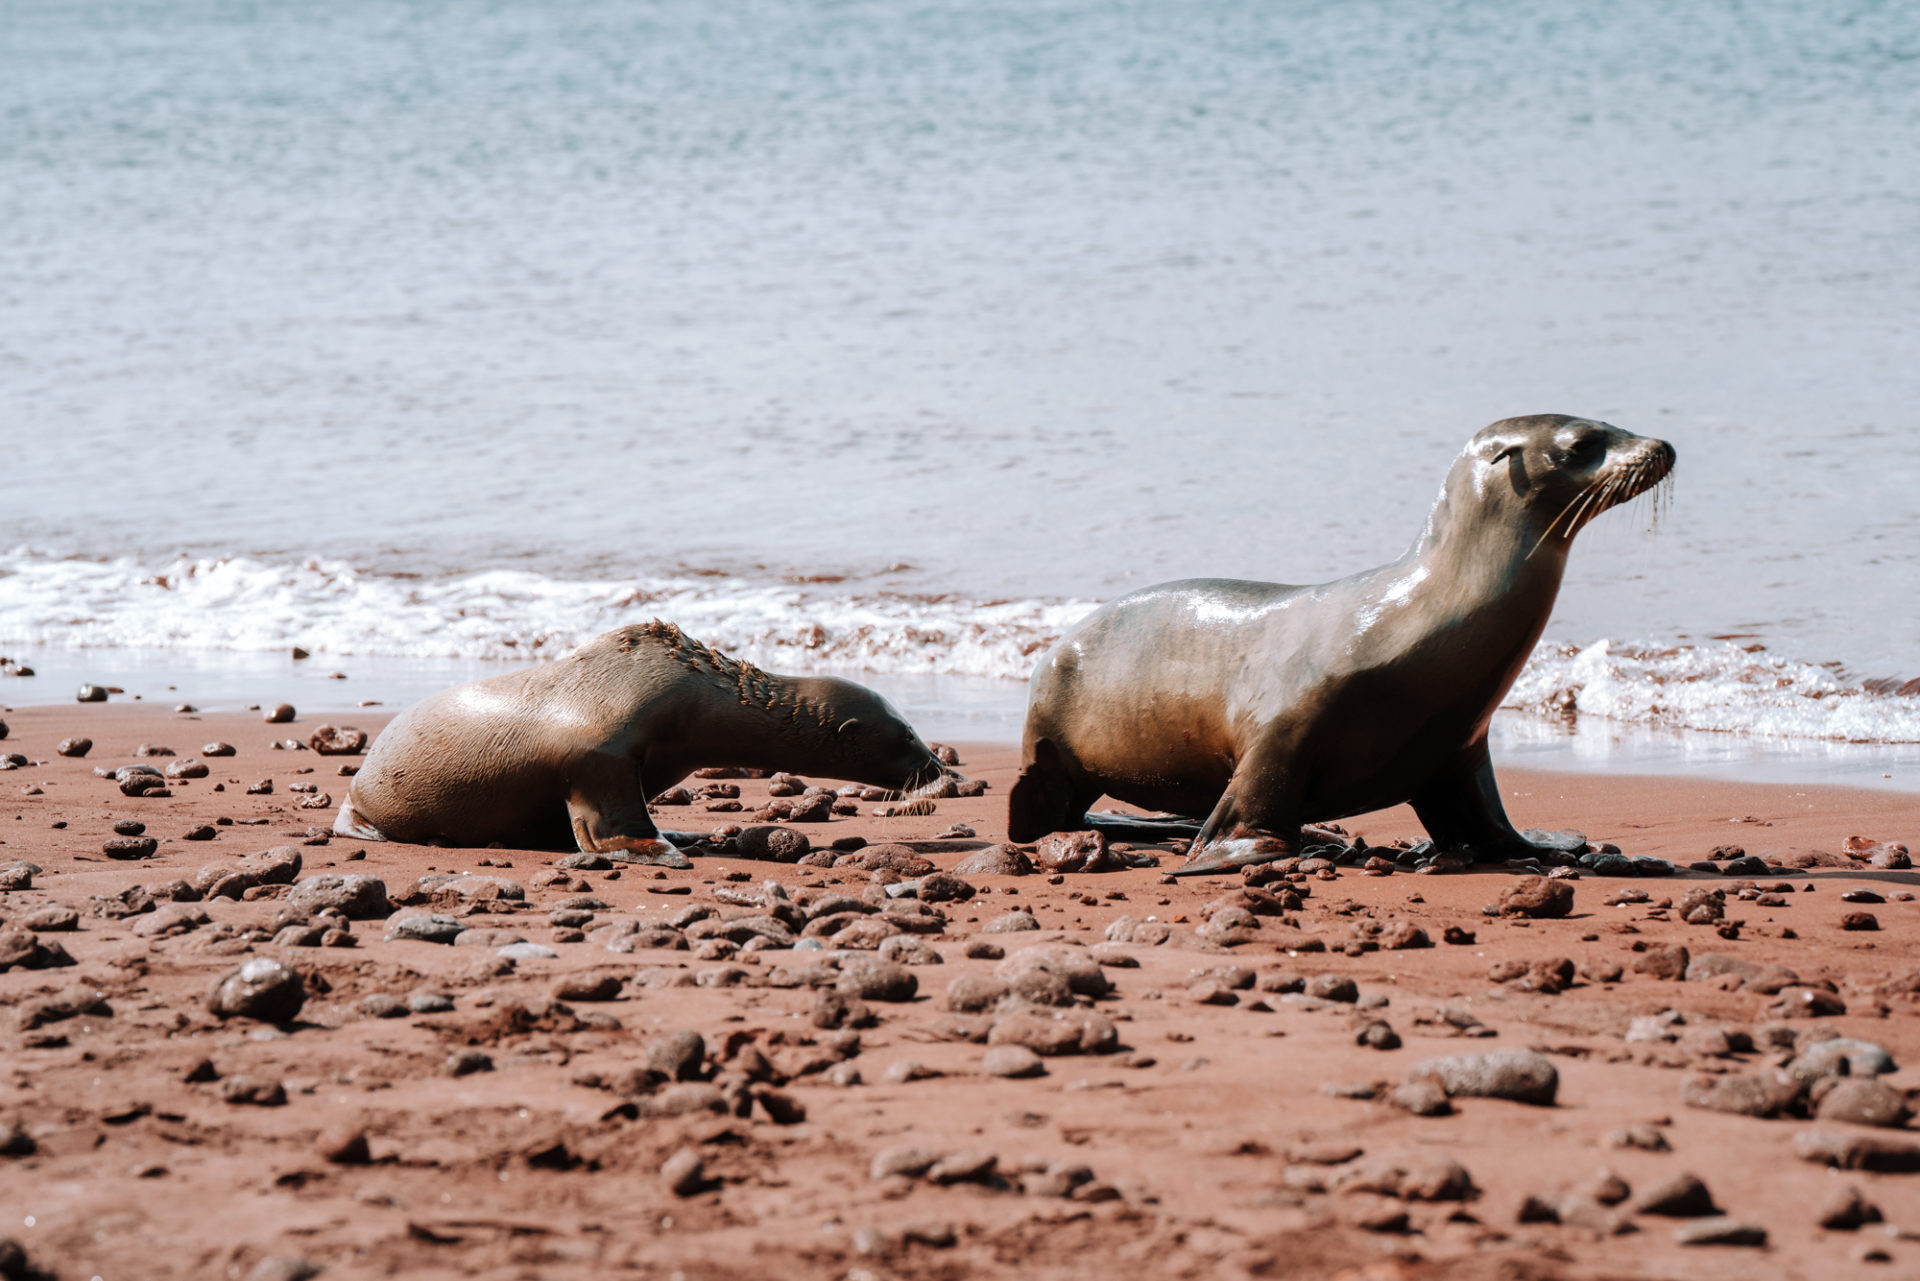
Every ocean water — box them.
[3,0,1918,772]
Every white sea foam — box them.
[5,549,1920,744]
[1507,640,1920,745]
[0,550,1091,681]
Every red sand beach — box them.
[4,701,1920,1279]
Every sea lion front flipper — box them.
[1408,739,1542,862]
[1168,793,1288,876]
[566,752,690,867]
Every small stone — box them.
[945,975,1012,1013]
[1673,1218,1766,1247]
[871,1145,940,1180]
[1816,1078,1912,1129]
[358,993,408,1019]
[983,910,1041,933]
[1630,1171,1718,1217]
[407,991,455,1014]
[285,873,390,920]
[951,845,1034,876]
[1840,911,1879,931]
[317,1127,371,1164]
[661,1147,707,1196]
[1390,1079,1452,1116]
[884,1059,940,1084]
[386,914,465,945]
[837,958,918,1003]
[447,1049,493,1076]
[553,973,623,1002]
[308,726,367,755]
[1681,1070,1802,1118]
[1787,1037,1897,1082]
[926,1151,997,1184]
[1771,986,1847,1019]
[1406,1050,1557,1106]
[206,958,305,1023]
[648,1029,707,1081]
[265,704,296,723]
[1634,944,1690,980]
[982,1045,1046,1078]
[1307,974,1360,1003]
[1356,1020,1401,1050]
[1497,876,1573,919]
[1605,1123,1670,1152]
[1817,1184,1884,1231]
[219,1076,287,1106]
[103,836,158,860]
[56,737,92,758]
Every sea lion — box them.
[336,622,955,864]
[1008,414,1675,874]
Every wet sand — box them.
[3,702,1920,1279]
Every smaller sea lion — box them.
[337,623,956,865]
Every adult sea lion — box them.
[336,622,955,864]
[1008,414,1675,874]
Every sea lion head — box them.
[1456,414,1675,553]
[793,676,958,795]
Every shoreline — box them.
[8,655,1920,794]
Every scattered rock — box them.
[648,1030,707,1081]
[447,1049,494,1076]
[1405,1051,1557,1106]
[1801,1182,1881,1238]
[286,873,390,920]
[205,958,306,1023]
[308,725,367,755]
[219,1076,288,1107]
[1634,944,1690,980]
[983,910,1041,934]
[661,1147,707,1196]
[1673,1218,1766,1247]
[1630,1171,1719,1217]
[1815,1079,1912,1129]
[1680,1070,1803,1119]
[386,914,465,945]
[951,845,1034,876]
[1497,876,1573,919]
[982,1045,1046,1078]
[1605,1124,1671,1153]
[1795,1131,1920,1173]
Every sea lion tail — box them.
[333,798,389,842]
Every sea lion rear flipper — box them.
[333,798,388,842]
[1082,809,1203,841]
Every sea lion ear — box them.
[837,718,862,734]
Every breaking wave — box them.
[3,550,1918,744]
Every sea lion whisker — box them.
[1530,480,1602,556]
[1529,477,1605,556]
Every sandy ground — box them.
[4,702,1920,1281]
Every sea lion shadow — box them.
[1790,867,1920,889]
